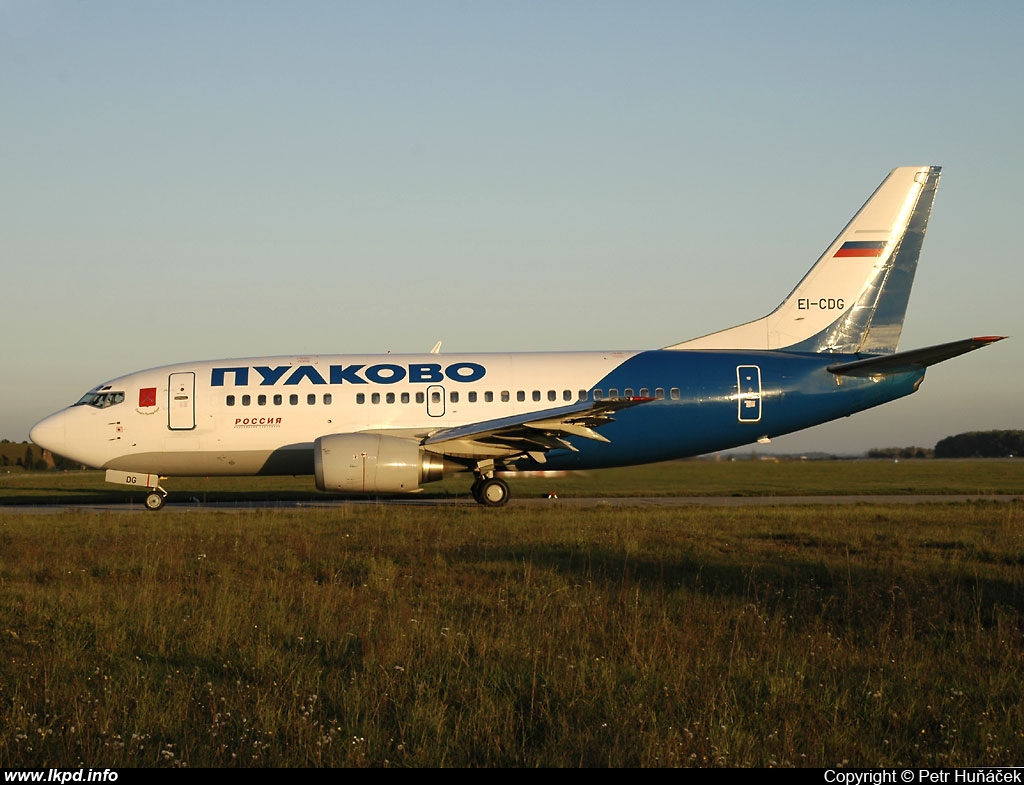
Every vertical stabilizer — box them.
[667,165,942,354]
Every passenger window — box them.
[655,388,665,399]
[356,393,365,404]
[578,390,587,400]
[594,390,603,400]
[226,395,235,406]
[670,388,681,400]
[484,391,493,402]
[307,394,316,405]
[431,391,441,403]
[258,395,267,406]
[624,389,634,398]
[563,390,572,401]
[468,391,477,403]
[290,394,298,405]
[547,390,556,402]
[501,391,510,402]
[401,392,410,404]
[274,394,283,405]
[517,391,526,402]
[450,392,459,403]
[609,389,619,398]
[416,392,425,404]
[324,394,332,405]
[639,388,649,398]
[371,393,380,404]
[532,391,541,402]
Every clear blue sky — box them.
[3,1,1021,454]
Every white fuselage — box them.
[30,351,643,475]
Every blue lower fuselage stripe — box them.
[531,350,923,469]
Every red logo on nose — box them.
[139,387,157,407]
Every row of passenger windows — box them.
[225,388,683,407]
[356,387,683,405]
[227,393,332,407]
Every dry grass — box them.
[1,500,1022,767]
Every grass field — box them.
[1,462,1022,767]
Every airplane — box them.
[29,165,1005,509]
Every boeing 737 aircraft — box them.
[30,166,1004,508]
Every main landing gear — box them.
[471,476,510,507]
[470,460,510,507]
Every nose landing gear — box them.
[104,470,169,511]
[144,489,168,511]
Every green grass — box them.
[1,500,1022,767]
[2,458,1023,507]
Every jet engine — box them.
[314,433,447,494]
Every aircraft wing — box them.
[422,397,654,459]
[827,336,1006,377]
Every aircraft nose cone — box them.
[30,412,67,457]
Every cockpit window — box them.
[75,390,125,409]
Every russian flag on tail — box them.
[834,240,887,258]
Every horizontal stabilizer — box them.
[827,336,1006,377]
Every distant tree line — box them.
[865,431,1022,459]
[934,430,1024,458]
[0,442,81,471]
[0,444,49,471]
[866,446,934,459]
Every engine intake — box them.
[314,433,446,494]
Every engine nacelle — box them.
[314,433,447,494]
